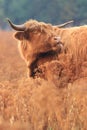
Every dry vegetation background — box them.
[0,31,87,130]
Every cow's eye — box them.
[32,31,37,34]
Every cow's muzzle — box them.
[54,36,61,43]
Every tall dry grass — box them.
[0,31,87,130]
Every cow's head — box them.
[7,18,63,77]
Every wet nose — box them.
[54,36,61,42]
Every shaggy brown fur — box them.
[54,26,87,62]
[34,25,87,84]
[14,20,62,77]
[25,19,53,34]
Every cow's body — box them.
[34,25,87,81]
[35,25,87,82]
[54,26,87,62]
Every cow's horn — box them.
[6,18,25,31]
[57,20,74,28]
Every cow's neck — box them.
[37,50,58,66]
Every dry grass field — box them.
[0,31,87,130]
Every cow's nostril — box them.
[54,36,61,41]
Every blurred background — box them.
[0,0,87,29]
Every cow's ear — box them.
[14,32,24,40]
